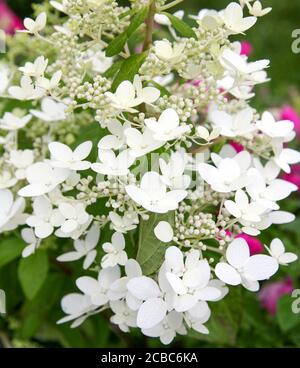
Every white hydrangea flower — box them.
[9,76,45,100]
[267,238,298,265]
[109,212,138,233]
[209,106,255,137]
[20,12,47,35]
[154,40,185,64]
[19,56,48,78]
[18,162,70,197]
[159,151,191,190]
[56,202,90,235]
[76,266,120,306]
[0,189,27,233]
[247,1,272,17]
[98,120,131,150]
[126,172,187,213]
[30,97,67,122]
[256,111,295,139]
[26,196,64,238]
[165,247,222,312]
[222,2,257,34]
[109,300,137,333]
[49,141,92,171]
[105,75,160,113]
[92,149,135,176]
[57,293,97,328]
[0,112,32,131]
[57,224,100,269]
[9,150,34,180]
[145,108,190,142]
[198,151,251,193]
[127,276,168,329]
[21,228,40,257]
[215,238,279,291]
[101,232,128,268]
[142,311,187,345]
[125,127,163,157]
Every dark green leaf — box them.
[137,212,174,276]
[112,52,147,91]
[189,288,242,345]
[105,33,128,57]
[0,237,24,268]
[126,6,149,36]
[277,294,300,332]
[106,6,148,57]
[18,250,49,300]
[162,12,197,39]
[103,60,124,78]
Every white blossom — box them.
[101,232,128,268]
[126,172,187,213]
[215,238,278,291]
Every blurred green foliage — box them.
[1,0,300,348]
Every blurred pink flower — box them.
[258,278,294,315]
[280,105,300,137]
[0,0,23,34]
[282,164,300,191]
[230,141,244,153]
[225,231,264,255]
[240,41,253,56]
[236,233,264,255]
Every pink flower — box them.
[240,41,253,56]
[225,231,264,255]
[236,233,264,255]
[230,141,244,153]
[280,105,300,137]
[0,0,23,34]
[282,164,300,191]
[258,278,294,315]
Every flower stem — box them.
[143,1,156,51]
[160,0,184,11]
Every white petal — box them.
[154,221,174,243]
[137,298,167,329]
[127,276,160,300]
[215,262,241,286]
[244,255,279,281]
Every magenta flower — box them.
[282,164,300,191]
[258,278,294,315]
[236,233,264,255]
[0,0,23,34]
[280,105,300,137]
[240,41,253,56]
[230,141,244,153]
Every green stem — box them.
[160,0,184,11]
[143,1,156,51]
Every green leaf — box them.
[162,12,197,39]
[277,294,300,332]
[19,274,66,339]
[112,52,147,91]
[18,251,49,300]
[106,6,148,57]
[189,288,242,345]
[126,6,149,36]
[103,60,124,78]
[0,237,24,268]
[137,212,174,276]
[105,33,128,57]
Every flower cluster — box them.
[0,0,298,345]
